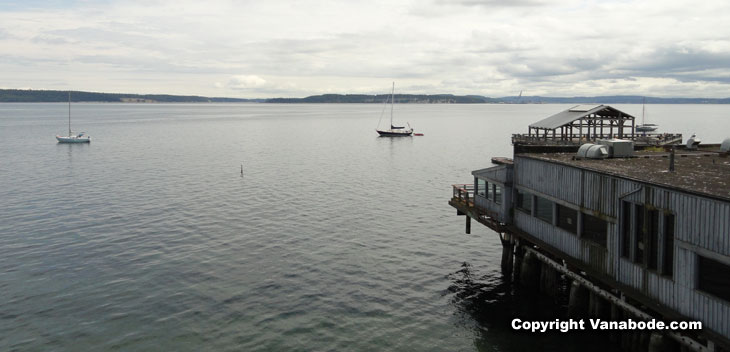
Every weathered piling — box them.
[500,234,514,277]
[539,261,560,299]
[588,291,609,319]
[519,250,540,290]
[512,243,523,283]
[648,332,670,352]
[568,281,589,319]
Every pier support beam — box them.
[512,243,523,283]
[519,250,540,290]
[568,281,589,319]
[588,291,609,319]
[648,332,671,352]
[465,216,471,234]
[539,262,559,299]
[500,233,514,277]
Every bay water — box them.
[1,103,727,351]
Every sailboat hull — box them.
[376,129,413,137]
[56,135,91,143]
[636,125,657,132]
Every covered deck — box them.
[511,104,682,146]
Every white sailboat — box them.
[376,82,413,137]
[56,92,90,143]
[636,98,658,133]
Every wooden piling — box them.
[519,250,540,290]
[500,233,514,277]
[539,262,559,299]
[568,281,589,318]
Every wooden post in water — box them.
[500,233,514,277]
[465,216,471,234]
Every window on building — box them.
[620,201,631,259]
[556,204,577,234]
[663,214,675,277]
[648,210,660,270]
[698,256,730,303]
[516,190,532,214]
[477,179,487,197]
[634,204,645,264]
[535,196,553,223]
[487,182,494,201]
[582,213,607,248]
[494,185,502,205]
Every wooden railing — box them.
[452,184,474,205]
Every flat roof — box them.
[519,151,730,201]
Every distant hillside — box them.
[0,89,262,103]
[266,94,499,104]
[2,89,728,104]
[498,95,730,104]
[267,94,730,104]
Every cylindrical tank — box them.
[721,137,730,152]
[577,143,608,159]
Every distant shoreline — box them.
[1,89,729,104]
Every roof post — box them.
[579,117,583,142]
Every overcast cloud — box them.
[1,0,729,98]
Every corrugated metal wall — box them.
[513,156,730,339]
[476,195,507,223]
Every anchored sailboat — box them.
[636,98,658,133]
[376,82,413,137]
[56,92,90,143]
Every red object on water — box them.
[414,133,424,136]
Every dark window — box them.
[556,204,577,234]
[648,210,660,270]
[477,179,486,197]
[582,213,607,248]
[620,201,631,259]
[516,190,531,214]
[535,196,553,223]
[634,205,645,264]
[698,256,730,303]
[494,185,502,205]
[663,214,675,277]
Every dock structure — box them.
[451,105,730,352]
[511,104,683,149]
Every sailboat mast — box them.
[642,97,646,125]
[390,82,394,128]
[68,91,71,135]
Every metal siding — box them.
[476,195,506,223]
[474,165,513,185]
[513,155,730,340]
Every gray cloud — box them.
[0,0,729,98]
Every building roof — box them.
[529,104,635,130]
[520,151,730,201]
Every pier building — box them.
[451,105,729,351]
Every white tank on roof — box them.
[577,143,609,159]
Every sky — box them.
[1,0,730,98]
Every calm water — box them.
[1,103,727,351]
